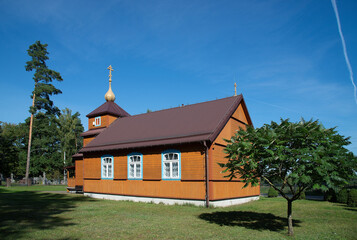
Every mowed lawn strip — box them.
[0,184,67,192]
[0,186,356,240]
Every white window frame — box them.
[127,153,143,180]
[161,150,181,180]
[94,116,101,127]
[101,155,114,179]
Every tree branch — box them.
[262,175,288,199]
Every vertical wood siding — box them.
[67,177,75,188]
[82,144,206,198]
[83,155,101,179]
[88,114,118,130]
[210,181,260,200]
[232,104,249,124]
[142,150,161,180]
[83,137,95,147]
[84,179,206,200]
[75,160,84,186]
[108,115,118,125]
[208,102,259,200]
[210,144,230,181]
[181,149,205,180]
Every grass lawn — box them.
[0,186,356,240]
[0,184,67,192]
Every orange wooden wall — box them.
[83,137,95,147]
[67,177,75,188]
[82,144,206,200]
[88,114,117,130]
[75,160,84,186]
[84,180,205,200]
[208,102,260,200]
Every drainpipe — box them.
[203,141,209,208]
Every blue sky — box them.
[0,0,356,153]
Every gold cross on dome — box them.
[108,65,114,82]
[234,82,237,96]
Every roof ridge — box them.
[124,95,241,120]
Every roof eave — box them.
[80,135,211,153]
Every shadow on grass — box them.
[0,188,96,239]
[198,211,301,232]
[344,207,357,212]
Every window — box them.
[127,153,143,180]
[94,117,101,127]
[162,150,181,180]
[101,155,113,179]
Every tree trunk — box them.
[6,178,11,187]
[63,151,66,184]
[75,137,78,151]
[287,200,294,236]
[25,93,35,185]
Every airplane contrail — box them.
[331,0,357,104]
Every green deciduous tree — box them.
[220,119,357,236]
[1,108,83,180]
[25,41,63,182]
[57,108,84,166]
[0,122,20,180]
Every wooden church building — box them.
[68,66,260,207]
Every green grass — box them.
[0,184,67,192]
[0,188,356,240]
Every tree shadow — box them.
[344,207,357,212]
[198,211,301,232]
[0,188,96,239]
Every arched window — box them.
[101,155,113,179]
[162,150,181,180]
[128,153,143,180]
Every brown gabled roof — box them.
[80,128,105,137]
[72,153,83,159]
[64,165,75,169]
[86,101,130,118]
[81,95,249,152]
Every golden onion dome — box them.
[105,65,116,102]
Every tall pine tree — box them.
[25,41,63,183]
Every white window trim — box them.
[101,155,114,179]
[94,116,101,127]
[161,150,181,180]
[127,153,143,180]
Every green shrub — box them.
[298,191,306,200]
[268,187,278,198]
[347,189,357,207]
[337,189,348,204]
[324,189,337,202]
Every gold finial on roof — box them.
[105,65,116,102]
[234,82,237,96]
[108,65,113,82]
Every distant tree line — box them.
[0,41,84,181]
[0,111,83,180]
